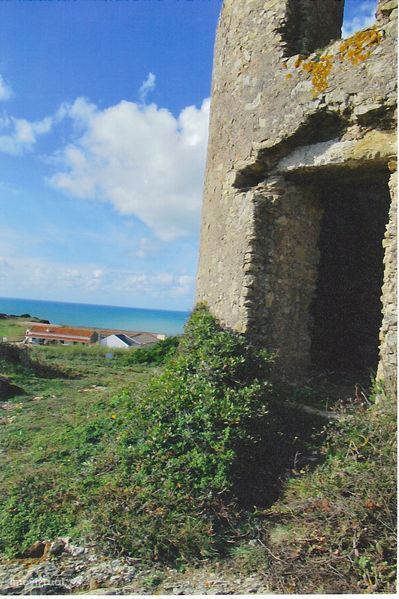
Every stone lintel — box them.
[275,130,396,176]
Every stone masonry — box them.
[196,0,397,393]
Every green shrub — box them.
[119,336,179,366]
[88,305,319,562]
[0,306,322,564]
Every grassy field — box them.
[0,319,28,340]
[0,320,324,562]
[0,310,396,593]
[0,343,156,555]
[0,344,154,473]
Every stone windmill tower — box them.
[196,0,397,392]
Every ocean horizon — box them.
[0,296,190,336]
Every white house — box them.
[99,333,138,349]
[99,331,160,349]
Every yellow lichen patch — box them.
[339,27,382,65]
[294,56,303,69]
[285,27,383,96]
[298,54,334,96]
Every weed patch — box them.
[118,336,180,366]
[88,306,321,562]
[260,390,396,593]
[0,343,68,380]
[1,306,391,594]
[0,343,153,557]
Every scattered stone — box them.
[0,540,274,595]
[22,541,48,559]
[23,581,70,595]
[64,542,85,557]
[49,539,66,557]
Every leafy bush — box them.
[88,305,320,562]
[119,336,179,366]
[0,306,322,564]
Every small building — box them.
[99,331,159,349]
[99,333,138,349]
[130,332,159,346]
[25,325,98,345]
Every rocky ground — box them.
[0,539,270,595]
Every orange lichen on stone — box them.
[298,54,334,95]
[294,56,303,69]
[339,27,382,65]
[287,27,383,96]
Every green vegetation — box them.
[0,342,154,557]
[0,308,320,562]
[0,306,396,593]
[120,335,180,365]
[87,306,323,562]
[259,387,396,593]
[0,318,28,340]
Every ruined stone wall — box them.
[377,166,397,394]
[281,0,344,56]
[196,0,397,384]
[242,178,322,374]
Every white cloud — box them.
[0,75,13,101]
[0,71,209,243]
[113,270,195,298]
[0,253,195,301]
[0,114,54,155]
[139,72,156,103]
[49,96,210,240]
[170,274,196,297]
[342,0,377,38]
[0,71,209,240]
[0,256,11,279]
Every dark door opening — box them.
[310,173,391,376]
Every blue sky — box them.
[0,0,377,310]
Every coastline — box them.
[0,297,190,337]
[1,314,171,345]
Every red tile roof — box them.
[26,325,96,343]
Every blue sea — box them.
[0,297,190,336]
